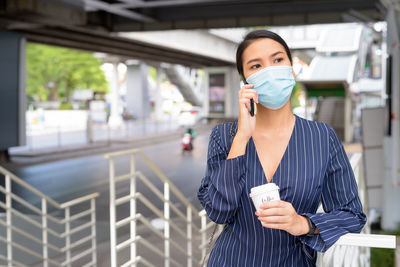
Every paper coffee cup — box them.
[249,183,280,212]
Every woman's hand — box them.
[237,84,258,141]
[255,200,310,236]
[227,84,258,159]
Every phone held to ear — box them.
[241,75,255,117]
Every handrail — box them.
[106,148,201,267]
[60,193,99,208]
[0,165,59,208]
[0,165,99,266]
[335,233,396,248]
[105,148,200,216]
[0,165,99,210]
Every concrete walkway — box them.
[7,122,213,167]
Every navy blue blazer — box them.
[198,115,366,266]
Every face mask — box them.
[246,66,295,110]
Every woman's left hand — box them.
[255,200,309,236]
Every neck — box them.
[254,102,295,133]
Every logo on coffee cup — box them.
[261,195,275,203]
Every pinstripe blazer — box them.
[198,115,367,266]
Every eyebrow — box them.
[246,51,284,65]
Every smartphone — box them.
[241,75,255,117]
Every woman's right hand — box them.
[237,84,258,141]
[227,84,258,159]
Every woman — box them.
[198,30,366,266]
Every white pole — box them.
[164,182,170,267]
[87,112,93,144]
[91,198,97,265]
[187,206,192,267]
[108,61,123,127]
[396,236,400,267]
[201,213,206,265]
[6,175,12,267]
[344,84,353,143]
[57,125,62,147]
[42,198,48,267]
[65,207,71,267]
[109,158,117,267]
[155,67,163,121]
[130,154,137,264]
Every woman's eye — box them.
[250,64,261,69]
[273,58,284,64]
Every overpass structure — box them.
[0,0,386,65]
[1,0,400,265]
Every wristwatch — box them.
[305,216,316,236]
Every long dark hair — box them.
[236,29,293,78]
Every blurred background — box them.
[0,0,399,266]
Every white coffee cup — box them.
[249,183,280,212]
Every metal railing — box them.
[198,153,399,266]
[0,165,99,267]
[105,148,202,267]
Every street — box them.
[6,131,211,223]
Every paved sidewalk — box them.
[7,122,213,167]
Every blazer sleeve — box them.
[298,125,367,252]
[197,123,247,224]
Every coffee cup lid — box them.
[250,183,279,197]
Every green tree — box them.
[26,43,108,102]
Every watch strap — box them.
[305,216,316,236]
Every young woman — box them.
[198,30,366,266]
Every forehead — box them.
[242,38,286,61]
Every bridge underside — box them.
[0,0,386,67]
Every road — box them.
[6,131,211,223]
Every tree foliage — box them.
[26,43,108,102]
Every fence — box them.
[105,148,202,267]
[0,165,99,267]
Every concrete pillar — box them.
[125,61,150,119]
[381,4,400,230]
[108,61,123,127]
[204,67,240,119]
[0,30,26,152]
[226,67,240,118]
[387,7,400,188]
[344,86,353,143]
[382,137,400,230]
[154,67,163,121]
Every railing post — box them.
[130,154,137,264]
[42,198,48,267]
[200,212,206,265]
[164,182,170,267]
[65,207,71,267]
[5,175,12,267]
[109,157,117,267]
[187,206,192,267]
[91,198,97,265]
[396,236,400,267]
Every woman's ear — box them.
[292,68,296,79]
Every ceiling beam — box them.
[153,0,379,20]
[17,26,232,67]
[114,0,236,9]
[84,0,156,22]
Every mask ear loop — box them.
[241,74,255,117]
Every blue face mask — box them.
[246,66,295,110]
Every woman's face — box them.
[242,38,293,80]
